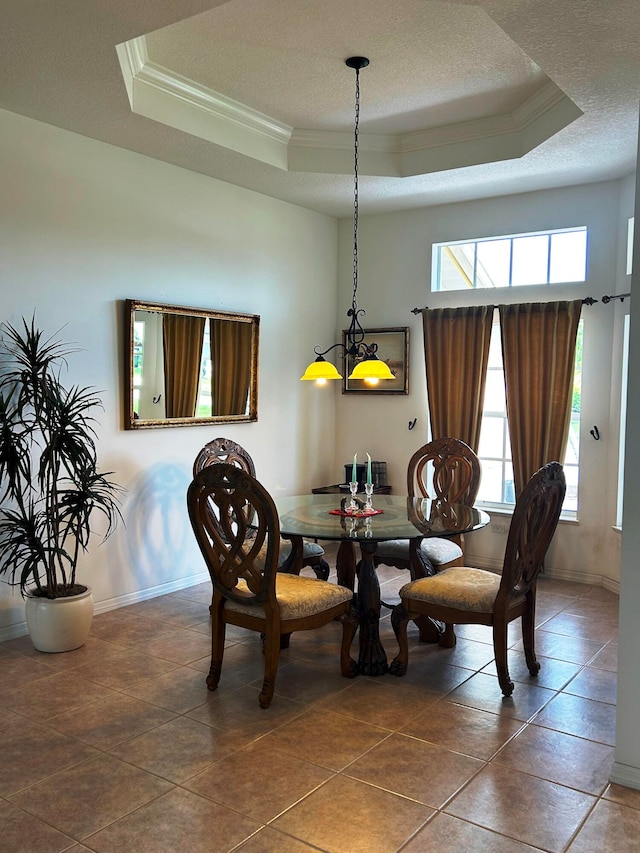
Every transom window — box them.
[432,227,588,292]
[476,318,582,516]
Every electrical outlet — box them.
[491,522,509,534]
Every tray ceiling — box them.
[1,0,638,216]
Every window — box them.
[432,227,588,292]
[476,318,582,516]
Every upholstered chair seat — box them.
[279,538,325,569]
[231,574,352,620]
[399,567,524,613]
[376,537,462,570]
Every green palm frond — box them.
[0,317,123,596]
[0,389,32,503]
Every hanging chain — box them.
[352,65,360,311]
[312,58,373,361]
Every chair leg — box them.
[492,619,514,697]
[389,603,411,676]
[259,628,280,708]
[439,622,457,648]
[409,539,434,580]
[306,556,330,581]
[339,607,360,677]
[522,596,540,677]
[206,606,226,692]
[279,632,292,649]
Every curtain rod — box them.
[411,293,631,314]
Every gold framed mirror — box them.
[124,299,259,429]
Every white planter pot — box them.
[25,587,94,653]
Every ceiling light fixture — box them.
[301,57,395,385]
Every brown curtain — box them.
[211,319,253,416]
[163,314,205,418]
[499,300,582,497]
[421,305,494,451]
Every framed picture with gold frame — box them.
[342,326,409,394]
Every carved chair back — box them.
[187,462,279,610]
[496,460,566,611]
[193,437,257,535]
[193,437,256,479]
[408,437,481,506]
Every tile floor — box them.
[1,548,638,853]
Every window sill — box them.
[476,503,579,524]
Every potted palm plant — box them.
[0,317,123,652]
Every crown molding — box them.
[116,36,582,177]
[116,36,292,169]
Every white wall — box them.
[0,108,339,638]
[335,180,633,587]
[612,128,639,790]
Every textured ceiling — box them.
[1,0,639,217]
[143,0,546,133]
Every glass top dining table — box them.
[275,493,489,543]
[274,493,490,676]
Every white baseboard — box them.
[466,554,620,595]
[93,571,210,616]
[1,556,619,646]
[0,622,30,643]
[610,762,640,790]
[0,570,210,644]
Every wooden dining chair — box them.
[374,437,481,580]
[193,437,330,580]
[390,461,566,696]
[187,463,358,708]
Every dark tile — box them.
[272,774,433,852]
[8,754,172,839]
[512,629,606,665]
[481,650,581,691]
[107,716,240,784]
[568,798,640,852]
[186,683,305,738]
[542,612,617,644]
[185,740,332,822]
[404,812,543,852]
[84,786,260,852]
[257,707,389,770]
[533,692,617,745]
[446,763,595,852]
[446,671,555,721]
[400,699,524,760]
[345,732,484,808]
[48,692,176,749]
[563,666,617,705]
[589,641,618,672]
[0,671,113,721]
[494,723,614,794]
[0,799,75,853]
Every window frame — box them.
[432,226,588,292]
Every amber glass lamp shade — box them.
[348,356,394,381]
[300,356,343,381]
